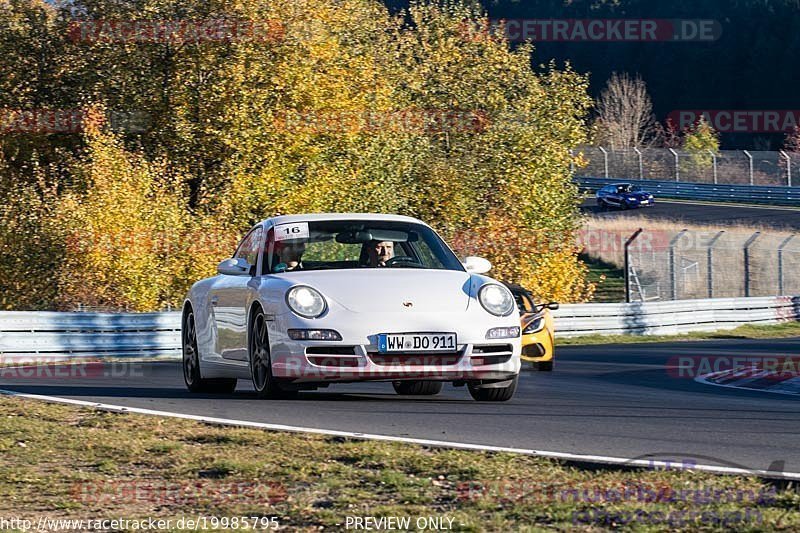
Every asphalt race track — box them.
[2,337,800,475]
[580,198,800,230]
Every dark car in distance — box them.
[596,183,655,210]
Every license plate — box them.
[640,200,649,204]
[378,333,457,353]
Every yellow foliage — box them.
[0,0,596,308]
[55,130,235,311]
[449,212,594,303]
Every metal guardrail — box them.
[552,296,800,337]
[0,311,181,360]
[576,177,800,206]
[1,297,799,360]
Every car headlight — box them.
[522,315,545,334]
[478,284,515,317]
[286,286,327,318]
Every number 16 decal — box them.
[274,222,310,241]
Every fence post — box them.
[708,149,718,184]
[778,234,795,295]
[634,147,643,180]
[669,148,679,182]
[743,150,754,185]
[598,146,609,179]
[780,150,792,187]
[669,229,688,300]
[624,228,643,303]
[707,230,725,298]
[743,231,760,297]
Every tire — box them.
[536,360,554,372]
[183,310,237,394]
[392,381,443,396]
[597,199,606,211]
[468,375,518,402]
[249,307,297,399]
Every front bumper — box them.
[271,343,520,383]
[627,198,655,208]
[521,332,554,362]
[268,311,521,383]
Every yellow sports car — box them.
[504,283,558,371]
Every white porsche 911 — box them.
[182,213,522,401]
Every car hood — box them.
[278,269,472,313]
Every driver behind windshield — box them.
[274,241,306,271]
[366,240,394,267]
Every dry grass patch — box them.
[0,396,799,531]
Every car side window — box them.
[234,226,263,270]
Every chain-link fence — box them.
[624,229,800,302]
[574,146,800,186]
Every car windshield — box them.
[508,287,535,314]
[265,220,465,273]
[618,184,642,193]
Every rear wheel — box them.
[250,308,296,399]
[183,310,237,394]
[468,376,518,402]
[392,381,443,396]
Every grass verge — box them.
[558,321,800,346]
[1,395,799,531]
[580,253,625,303]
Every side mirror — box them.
[463,256,492,274]
[217,257,252,276]
[536,302,560,312]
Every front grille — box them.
[470,344,513,366]
[472,344,513,354]
[367,351,462,367]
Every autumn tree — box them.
[0,0,596,308]
[593,72,659,149]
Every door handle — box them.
[210,296,219,306]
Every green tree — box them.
[682,118,719,170]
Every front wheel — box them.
[468,376,518,402]
[250,308,296,399]
[392,381,443,396]
[183,310,237,394]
